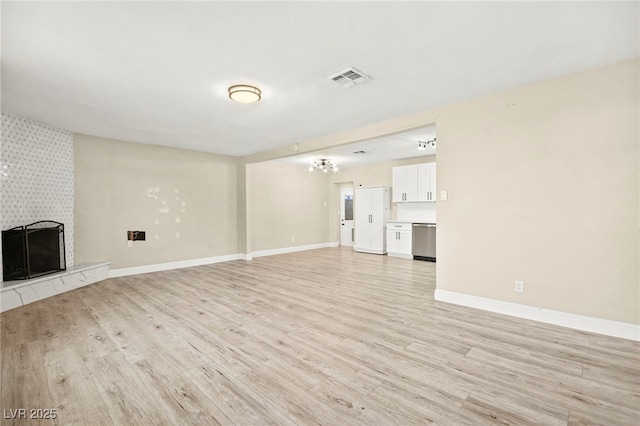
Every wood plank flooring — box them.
[1,247,639,425]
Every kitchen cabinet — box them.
[354,187,390,254]
[393,163,436,203]
[386,222,412,259]
[392,165,418,202]
[417,163,436,202]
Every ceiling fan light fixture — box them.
[228,84,261,103]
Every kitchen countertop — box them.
[388,220,436,224]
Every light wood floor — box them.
[1,247,639,425]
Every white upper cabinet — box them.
[417,163,436,202]
[392,165,418,202]
[393,163,436,203]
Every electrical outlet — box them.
[147,187,155,197]
[127,240,133,248]
[515,280,524,293]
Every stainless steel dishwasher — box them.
[412,223,436,262]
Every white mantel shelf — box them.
[0,262,110,312]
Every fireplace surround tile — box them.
[1,113,75,279]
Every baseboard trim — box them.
[109,242,341,277]
[434,289,640,341]
[109,254,243,278]
[353,247,387,255]
[388,252,413,260]
[251,241,339,258]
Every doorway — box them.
[339,188,354,246]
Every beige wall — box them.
[435,58,639,324]
[246,161,331,252]
[74,134,239,269]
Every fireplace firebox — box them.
[2,221,66,281]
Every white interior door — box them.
[339,188,354,246]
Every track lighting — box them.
[418,138,436,150]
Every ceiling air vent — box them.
[329,67,370,88]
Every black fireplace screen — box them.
[2,221,66,281]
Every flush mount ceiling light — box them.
[418,138,436,151]
[308,159,338,174]
[228,85,261,103]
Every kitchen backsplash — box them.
[396,202,436,223]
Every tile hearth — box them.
[0,262,110,312]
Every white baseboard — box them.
[109,254,243,278]
[434,289,640,341]
[251,241,339,258]
[388,252,413,259]
[109,242,341,278]
[354,247,387,255]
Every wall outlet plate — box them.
[515,280,524,293]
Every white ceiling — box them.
[277,124,436,168]
[2,1,638,158]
